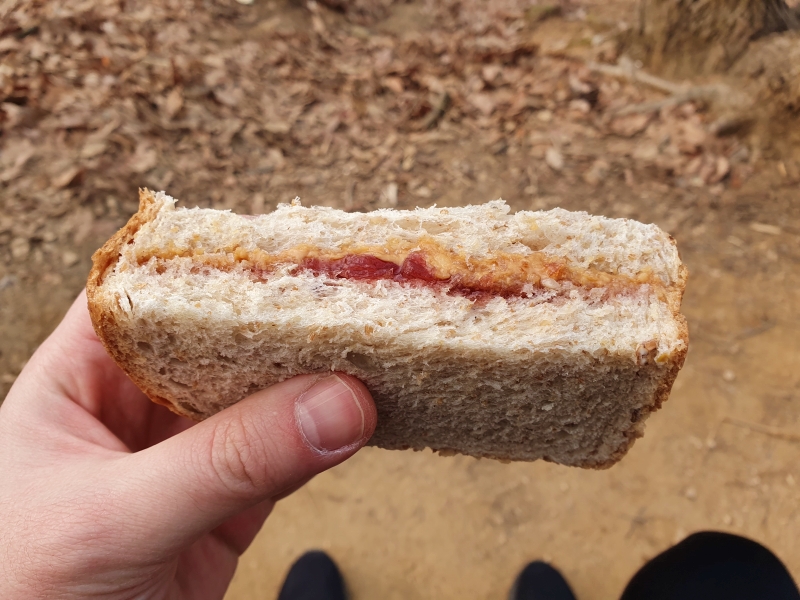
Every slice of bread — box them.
[87,189,688,468]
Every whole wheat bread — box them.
[87,190,688,468]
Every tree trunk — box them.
[636,0,800,77]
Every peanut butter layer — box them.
[136,236,660,298]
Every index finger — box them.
[6,291,189,449]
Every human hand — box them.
[0,291,377,599]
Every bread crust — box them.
[87,189,186,415]
[86,190,689,466]
[579,236,689,469]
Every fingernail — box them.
[296,375,365,452]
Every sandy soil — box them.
[1,0,799,598]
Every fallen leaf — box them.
[163,87,184,119]
[71,208,96,245]
[412,185,432,198]
[0,38,20,52]
[506,93,545,117]
[382,77,404,94]
[545,147,564,171]
[0,139,35,182]
[675,121,706,154]
[569,99,591,114]
[262,148,285,172]
[470,93,497,116]
[708,156,730,183]
[214,86,243,108]
[609,114,651,138]
[481,64,502,84]
[568,75,592,96]
[525,4,561,24]
[81,141,107,159]
[632,143,659,163]
[11,236,30,260]
[583,159,609,185]
[683,155,704,176]
[264,121,291,134]
[52,166,84,189]
[129,144,158,174]
[0,102,24,129]
[62,251,79,267]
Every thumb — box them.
[119,373,376,552]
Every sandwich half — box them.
[87,189,688,468]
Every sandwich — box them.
[87,189,688,468]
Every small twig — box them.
[421,91,450,130]
[587,57,685,95]
[612,85,730,116]
[734,321,775,341]
[589,57,747,116]
[708,114,755,136]
[612,95,687,116]
[723,417,800,443]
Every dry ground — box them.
[1,0,799,598]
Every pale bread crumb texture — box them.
[87,190,688,468]
[134,191,684,286]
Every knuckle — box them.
[207,415,280,497]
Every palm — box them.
[19,293,271,599]
[75,370,247,600]
[1,291,373,600]
[49,309,192,453]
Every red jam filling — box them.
[297,252,545,301]
[301,251,442,283]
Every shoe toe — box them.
[509,561,577,600]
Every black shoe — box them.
[620,531,800,600]
[510,561,578,600]
[277,550,347,600]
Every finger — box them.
[8,290,147,417]
[17,290,137,415]
[118,373,376,554]
[211,500,274,556]
[7,291,186,451]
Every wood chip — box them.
[749,222,782,236]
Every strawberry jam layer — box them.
[139,237,661,300]
[298,252,633,299]
[302,252,440,283]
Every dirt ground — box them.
[1,0,799,598]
